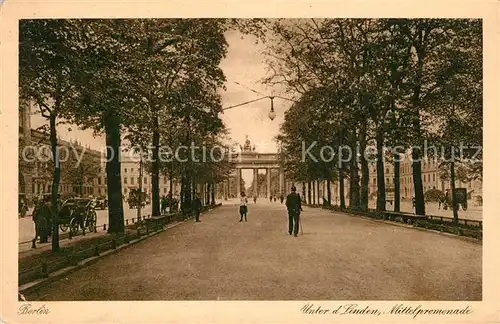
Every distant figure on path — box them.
[253,195,257,204]
[280,194,284,204]
[239,191,248,222]
[161,195,167,214]
[269,195,273,202]
[286,186,302,237]
[193,193,202,222]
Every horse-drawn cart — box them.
[442,188,468,211]
[58,198,97,236]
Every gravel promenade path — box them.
[25,202,481,301]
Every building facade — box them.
[19,101,102,201]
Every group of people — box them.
[268,194,285,204]
[239,186,303,237]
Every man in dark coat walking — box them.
[193,193,202,222]
[286,186,302,237]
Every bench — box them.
[383,211,427,225]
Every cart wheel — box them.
[69,218,79,236]
[60,223,68,232]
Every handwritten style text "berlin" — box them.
[18,304,50,315]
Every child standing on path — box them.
[239,191,248,222]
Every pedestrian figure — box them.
[32,196,51,247]
[443,189,450,210]
[274,195,277,202]
[280,194,284,204]
[269,195,272,202]
[239,191,248,222]
[193,193,202,222]
[286,186,302,237]
[161,195,167,214]
[253,195,257,204]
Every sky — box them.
[30,29,293,187]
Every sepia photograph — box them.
[1,1,499,323]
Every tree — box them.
[264,18,482,217]
[19,19,79,251]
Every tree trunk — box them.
[307,181,312,205]
[302,181,306,203]
[79,181,84,198]
[410,28,427,216]
[339,127,346,209]
[104,113,125,234]
[49,113,61,252]
[169,171,173,193]
[312,180,316,205]
[394,151,401,213]
[359,124,369,211]
[326,179,331,206]
[151,112,160,216]
[180,173,185,207]
[450,161,459,223]
[349,158,361,210]
[317,180,320,205]
[412,147,425,215]
[137,156,143,219]
[211,181,216,207]
[376,130,386,211]
[206,183,211,206]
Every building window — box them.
[433,174,436,182]
[124,177,128,184]
[386,178,389,184]
[131,177,134,185]
[163,187,167,193]
[98,188,101,195]
[144,177,147,184]
[373,178,376,185]
[131,168,134,173]
[97,177,101,185]
[124,188,128,194]
[124,168,127,173]
[164,176,167,184]
[385,168,389,174]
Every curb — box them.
[308,206,482,245]
[19,228,166,296]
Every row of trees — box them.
[19,19,251,251]
[259,19,482,221]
